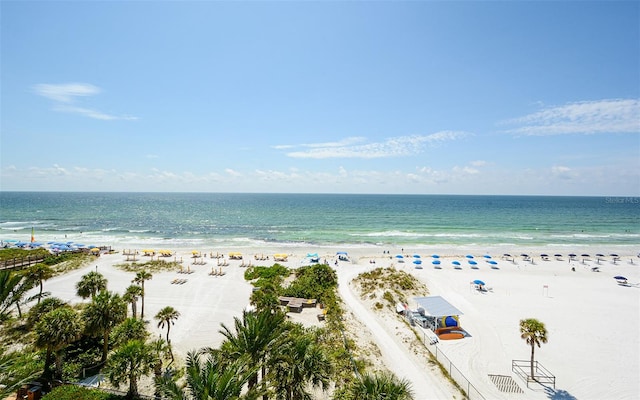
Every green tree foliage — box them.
[0,348,43,399]
[26,297,68,328]
[111,317,149,348]
[269,326,333,400]
[219,310,287,391]
[23,263,54,304]
[122,284,143,319]
[155,306,180,344]
[34,307,83,379]
[341,371,414,400]
[76,271,108,300]
[132,271,152,319]
[519,318,548,379]
[282,264,337,303]
[106,339,155,399]
[156,350,262,400]
[82,291,127,363]
[0,270,34,321]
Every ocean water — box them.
[0,192,638,252]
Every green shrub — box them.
[42,385,124,400]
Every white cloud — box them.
[33,83,100,103]
[283,131,469,159]
[33,82,137,121]
[502,98,640,136]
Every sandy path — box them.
[337,262,457,399]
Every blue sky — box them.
[1,1,639,195]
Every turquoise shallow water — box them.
[0,192,638,251]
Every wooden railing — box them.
[0,254,48,271]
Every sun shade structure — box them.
[414,296,464,317]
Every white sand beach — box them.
[30,246,640,400]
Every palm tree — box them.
[0,348,41,399]
[132,270,152,319]
[149,337,172,399]
[82,290,127,363]
[269,328,332,400]
[219,310,286,391]
[111,317,149,347]
[156,350,262,400]
[26,297,67,329]
[345,372,414,400]
[76,271,108,300]
[122,284,143,319]
[519,318,548,379]
[155,306,180,344]
[34,307,83,379]
[106,339,155,399]
[0,270,34,320]
[23,264,54,304]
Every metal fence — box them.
[414,326,485,400]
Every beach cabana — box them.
[337,251,349,261]
[413,296,465,339]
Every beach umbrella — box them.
[75,243,86,248]
[540,254,548,257]
[432,254,440,258]
[466,255,474,259]
[581,254,590,257]
[503,253,511,257]
[413,259,422,265]
[613,276,627,281]
[488,260,498,265]
[468,260,477,265]
[483,255,492,259]
[452,260,461,266]
[472,279,485,285]
[554,254,562,257]
[432,260,441,265]
[413,254,421,258]
[610,253,619,257]
[596,253,605,257]
[395,254,404,259]
[520,253,529,257]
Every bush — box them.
[42,385,124,400]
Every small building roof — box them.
[414,296,463,317]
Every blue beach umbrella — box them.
[395,254,404,259]
[432,254,440,258]
[473,279,485,285]
[413,254,421,259]
[613,276,627,281]
[466,255,474,259]
[488,260,498,265]
[483,255,492,259]
[468,260,478,265]
[432,260,441,265]
[452,260,461,266]
[413,259,422,265]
